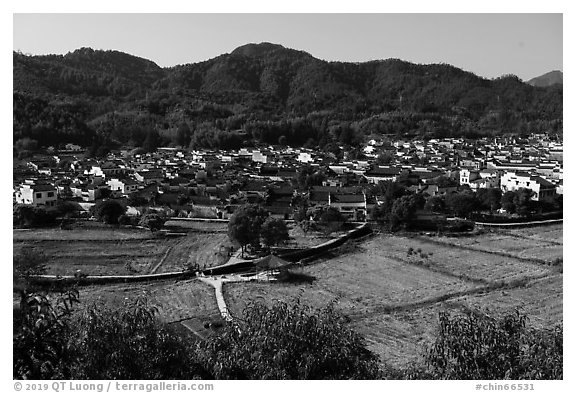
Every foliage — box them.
[13,247,47,301]
[260,217,290,248]
[389,194,422,230]
[13,290,80,379]
[420,310,562,380]
[294,165,326,191]
[139,213,166,232]
[61,297,210,379]
[500,188,535,216]
[424,195,446,213]
[13,205,57,228]
[196,300,382,379]
[227,204,270,254]
[476,187,502,213]
[14,45,562,151]
[91,199,127,224]
[513,188,535,216]
[501,191,517,214]
[445,191,480,218]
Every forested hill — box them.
[13,43,563,154]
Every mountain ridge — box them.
[13,42,563,151]
[527,70,563,87]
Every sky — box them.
[13,13,562,81]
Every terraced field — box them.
[77,279,222,339]
[13,227,232,276]
[426,223,563,263]
[223,226,563,369]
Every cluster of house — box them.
[13,133,562,221]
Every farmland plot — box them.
[442,274,563,328]
[78,279,222,338]
[425,224,563,263]
[164,219,227,232]
[14,227,233,276]
[223,231,562,368]
[78,280,220,322]
[381,235,553,283]
[153,233,234,273]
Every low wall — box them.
[31,271,195,286]
[474,218,563,228]
[278,223,372,263]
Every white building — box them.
[500,171,557,202]
[15,180,58,207]
[107,178,139,195]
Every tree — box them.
[227,204,269,256]
[13,290,79,379]
[513,188,535,216]
[260,217,290,249]
[376,151,394,165]
[13,247,47,308]
[501,191,517,214]
[389,194,420,230]
[13,205,56,228]
[92,199,126,224]
[316,207,346,233]
[142,129,160,153]
[139,213,166,232]
[176,122,192,148]
[421,310,562,380]
[196,300,382,379]
[445,191,479,218]
[94,187,112,200]
[60,297,210,379]
[476,188,502,213]
[424,195,446,213]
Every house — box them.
[15,180,58,207]
[297,151,314,163]
[363,166,403,184]
[107,178,140,196]
[134,169,164,184]
[329,193,367,221]
[500,171,557,202]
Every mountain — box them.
[13,48,165,97]
[527,70,563,87]
[13,43,563,151]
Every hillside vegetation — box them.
[13,43,562,153]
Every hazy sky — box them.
[13,13,562,81]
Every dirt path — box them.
[347,272,556,320]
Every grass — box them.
[76,279,223,339]
[13,227,233,276]
[222,226,562,369]
[423,223,563,264]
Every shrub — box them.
[92,200,126,224]
[420,309,562,380]
[196,300,382,379]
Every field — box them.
[223,224,563,368]
[13,225,233,276]
[14,221,562,370]
[427,224,563,264]
[77,279,222,339]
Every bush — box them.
[92,200,126,224]
[196,300,382,379]
[276,269,316,284]
[13,205,57,228]
[139,213,166,231]
[419,310,562,379]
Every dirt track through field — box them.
[346,272,555,320]
[413,235,554,266]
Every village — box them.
[13,133,563,223]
